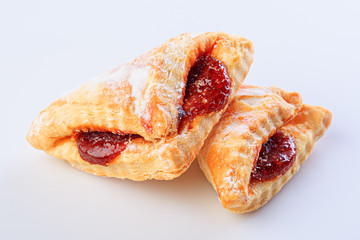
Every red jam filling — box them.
[76,54,231,166]
[251,131,296,182]
[181,54,231,121]
[76,132,138,166]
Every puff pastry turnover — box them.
[27,32,254,181]
[198,85,332,213]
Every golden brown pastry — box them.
[27,32,254,181]
[198,85,332,213]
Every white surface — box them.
[1,0,359,239]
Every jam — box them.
[76,131,138,166]
[181,54,231,120]
[251,131,296,181]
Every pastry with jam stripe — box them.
[197,85,331,213]
[27,32,254,181]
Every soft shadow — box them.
[107,160,216,199]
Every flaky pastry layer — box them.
[198,85,332,213]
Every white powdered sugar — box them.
[28,111,47,137]
[176,81,185,95]
[240,86,271,97]
[221,168,248,203]
[127,66,149,100]
[75,64,150,117]
[224,168,238,188]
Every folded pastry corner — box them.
[197,85,332,213]
[27,32,254,181]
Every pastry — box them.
[27,32,254,181]
[197,85,332,213]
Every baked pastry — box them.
[27,32,254,181]
[198,85,332,213]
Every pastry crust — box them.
[27,32,254,181]
[198,85,332,213]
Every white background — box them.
[1,0,359,239]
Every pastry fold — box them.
[27,32,254,180]
[198,85,332,213]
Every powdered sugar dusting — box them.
[222,168,241,195]
[219,168,250,203]
[28,111,48,138]
[224,169,237,187]
[127,65,149,100]
[82,64,149,117]
[127,65,149,116]
[240,86,271,97]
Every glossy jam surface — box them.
[251,131,296,182]
[76,131,137,166]
[181,54,231,120]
